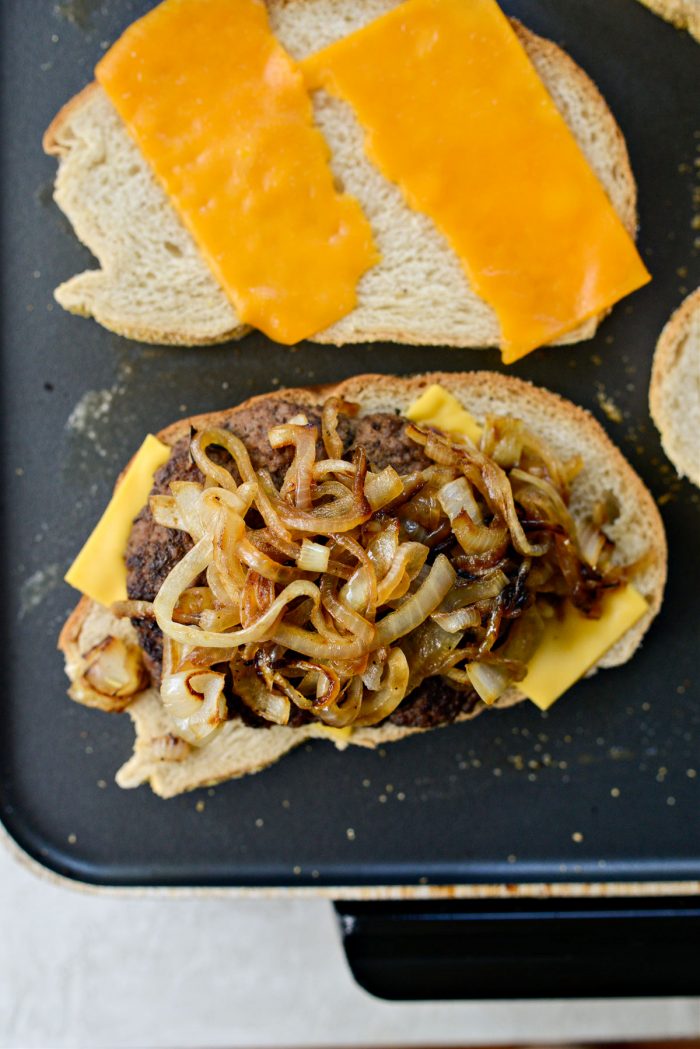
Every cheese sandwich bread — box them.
[44,1,639,351]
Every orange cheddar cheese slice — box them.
[96,0,377,345]
[303,0,651,362]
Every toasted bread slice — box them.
[634,0,700,41]
[649,288,700,487]
[58,372,666,797]
[43,3,637,348]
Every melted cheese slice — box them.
[303,0,651,361]
[405,384,482,443]
[520,587,648,710]
[65,435,171,608]
[96,0,377,345]
[405,385,648,707]
[308,724,354,746]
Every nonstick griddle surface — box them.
[1,0,698,889]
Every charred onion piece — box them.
[71,636,148,713]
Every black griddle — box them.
[1,0,699,950]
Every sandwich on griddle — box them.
[59,373,666,797]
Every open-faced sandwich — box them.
[44,0,649,361]
[59,373,667,797]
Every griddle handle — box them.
[334,897,700,1000]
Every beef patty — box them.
[125,400,480,729]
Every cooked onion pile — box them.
[110,398,631,746]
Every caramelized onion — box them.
[465,662,512,706]
[322,396,357,460]
[232,669,290,726]
[354,648,409,726]
[438,476,483,525]
[154,540,322,648]
[401,619,464,693]
[137,396,639,741]
[72,636,147,712]
[150,494,182,530]
[317,674,363,728]
[366,466,404,510]
[430,607,481,633]
[297,539,330,573]
[374,555,455,647]
[270,422,318,511]
[161,668,227,744]
[111,599,155,620]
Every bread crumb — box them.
[255,817,264,827]
[667,796,676,806]
[346,828,356,841]
[596,388,623,423]
[293,865,301,875]
[572,831,583,843]
[195,800,205,813]
[67,833,77,844]
[610,787,620,798]
[687,769,697,779]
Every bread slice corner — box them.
[43,83,249,347]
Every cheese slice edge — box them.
[65,435,171,608]
[520,587,648,710]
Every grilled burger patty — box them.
[125,401,481,729]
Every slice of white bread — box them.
[649,288,700,487]
[634,0,700,42]
[43,2,637,348]
[58,371,666,797]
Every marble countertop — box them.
[1,837,699,1049]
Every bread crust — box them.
[634,0,700,41]
[649,288,700,487]
[44,15,639,348]
[58,372,667,796]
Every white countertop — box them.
[1,837,699,1049]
